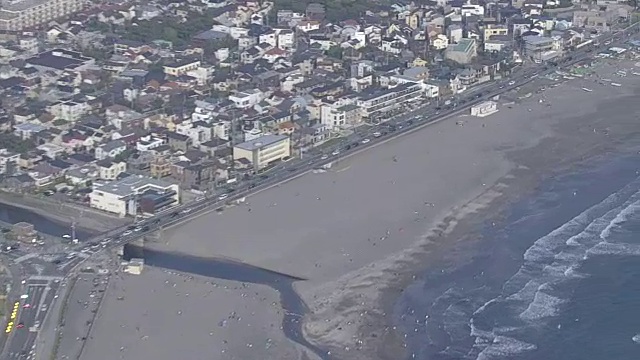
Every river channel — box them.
[0,199,328,358]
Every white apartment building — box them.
[0,0,86,31]
[49,100,89,122]
[213,121,230,140]
[356,83,423,119]
[461,4,485,17]
[176,121,212,146]
[90,175,180,217]
[229,89,263,109]
[320,103,362,129]
[136,135,165,152]
[233,134,290,170]
[0,148,19,174]
[276,29,295,49]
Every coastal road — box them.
[4,279,60,360]
[73,24,640,254]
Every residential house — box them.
[167,132,192,152]
[97,159,127,180]
[95,140,127,160]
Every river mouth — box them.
[124,244,329,359]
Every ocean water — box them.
[395,155,640,360]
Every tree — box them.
[327,45,343,59]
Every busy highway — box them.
[3,278,60,360]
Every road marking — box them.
[334,165,352,173]
[14,254,37,263]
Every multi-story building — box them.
[163,59,201,77]
[0,148,19,174]
[233,134,290,170]
[320,103,362,129]
[444,38,477,64]
[89,175,180,217]
[523,35,554,61]
[228,89,263,109]
[0,0,86,31]
[356,83,423,119]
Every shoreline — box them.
[300,60,640,358]
[74,58,640,360]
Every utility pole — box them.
[71,219,76,243]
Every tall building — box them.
[0,0,86,31]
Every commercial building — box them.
[89,175,180,217]
[356,82,423,119]
[444,38,477,64]
[470,101,498,117]
[0,0,86,31]
[163,59,201,77]
[233,134,290,170]
[523,35,554,60]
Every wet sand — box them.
[81,59,640,359]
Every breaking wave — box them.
[430,177,640,359]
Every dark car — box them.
[170,212,180,218]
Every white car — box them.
[218,194,229,200]
[361,138,371,144]
[122,230,133,237]
[373,132,381,138]
[332,149,340,156]
[181,208,193,214]
[321,154,329,160]
[134,226,143,232]
[508,81,516,86]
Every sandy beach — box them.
[79,58,640,360]
[81,267,312,360]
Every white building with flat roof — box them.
[89,175,180,217]
[0,0,86,31]
[233,134,290,170]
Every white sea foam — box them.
[586,241,640,257]
[476,336,537,360]
[599,201,640,240]
[519,289,567,321]
[469,183,640,359]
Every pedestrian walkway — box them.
[14,253,37,263]
[28,275,63,282]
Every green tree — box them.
[327,45,343,59]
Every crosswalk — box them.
[28,276,63,282]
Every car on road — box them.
[122,230,133,237]
[218,194,229,200]
[16,323,24,329]
[508,81,516,85]
[22,303,30,308]
[373,132,381,138]
[134,226,143,232]
[332,149,340,156]
[181,208,193,214]
[361,138,371,144]
[170,211,180,218]
[321,154,329,160]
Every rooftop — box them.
[449,38,475,53]
[93,175,176,198]
[26,49,92,71]
[235,134,288,152]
